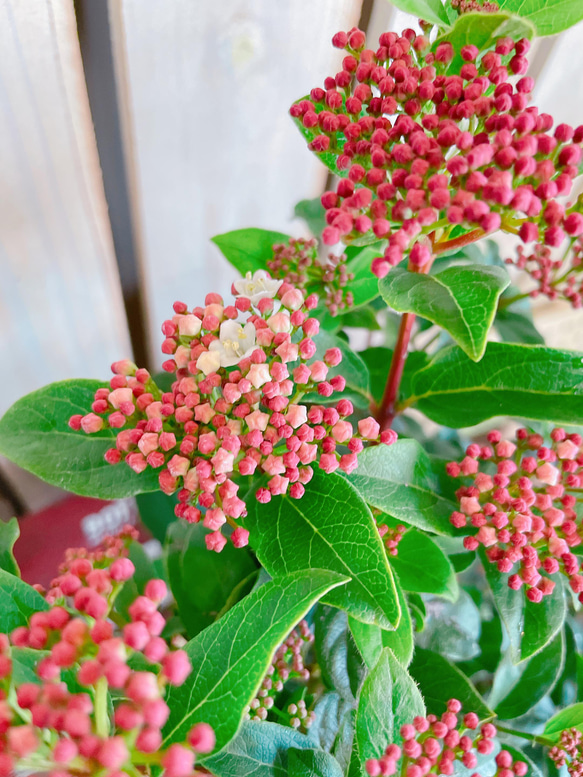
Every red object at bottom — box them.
[14,495,140,588]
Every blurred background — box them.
[0,0,582,561]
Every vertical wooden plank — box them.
[0,0,131,417]
[109,0,362,363]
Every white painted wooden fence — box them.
[0,0,581,514]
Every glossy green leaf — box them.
[406,343,583,428]
[409,648,493,719]
[349,572,414,669]
[288,748,344,777]
[163,569,348,752]
[0,518,20,577]
[346,440,457,536]
[345,247,383,310]
[294,198,327,238]
[314,606,366,703]
[498,0,583,35]
[136,491,177,543]
[495,308,545,346]
[356,648,425,764]
[0,380,159,498]
[165,521,258,638]
[246,471,400,630]
[0,569,48,632]
[417,590,481,663]
[389,0,451,28]
[544,703,583,742]
[380,265,509,361]
[359,347,393,406]
[481,550,566,662]
[202,721,314,776]
[308,691,356,769]
[390,530,458,600]
[211,228,289,276]
[436,12,535,73]
[490,631,565,720]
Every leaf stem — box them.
[377,253,434,429]
[495,723,555,748]
[433,228,484,255]
[94,677,109,739]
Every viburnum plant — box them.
[1,0,583,774]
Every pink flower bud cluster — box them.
[266,237,355,316]
[549,728,583,777]
[506,237,583,308]
[377,520,407,556]
[291,27,583,282]
[451,0,500,13]
[364,698,528,777]
[447,428,583,602]
[41,523,138,603]
[70,280,396,552]
[0,542,214,776]
[246,619,314,724]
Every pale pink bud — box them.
[167,455,190,478]
[285,404,308,429]
[231,527,250,548]
[537,462,560,485]
[97,737,129,769]
[108,387,134,410]
[309,361,328,382]
[177,314,202,336]
[145,579,167,602]
[275,341,299,363]
[211,448,235,475]
[206,531,227,552]
[189,722,216,753]
[138,432,159,457]
[557,439,579,460]
[81,413,104,434]
[267,311,292,334]
[246,410,270,431]
[203,508,226,531]
[358,417,380,439]
[109,558,135,582]
[248,363,271,388]
[460,496,481,515]
[281,289,304,310]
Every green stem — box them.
[498,291,531,310]
[94,676,110,739]
[495,723,555,748]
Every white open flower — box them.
[233,270,283,305]
[209,320,257,368]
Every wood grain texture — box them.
[109,0,362,363]
[0,0,131,417]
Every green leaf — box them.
[0,569,48,632]
[315,606,366,702]
[480,550,566,662]
[341,307,381,331]
[389,0,451,28]
[165,521,258,638]
[211,228,289,276]
[288,748,344,777]
[436,12,535,72]
[0,380,160,498]
[309,331,371,408]
[380,265,509,361]
[346,440,457,536]
[0,518,20,577]
[11,647,82,694]
[356,648,425,764]
[136,491,177,544]
[245,470,400,630]
[345,247,383,310]
[495,308,545,346]
[498,0,583,35]
[163,569,348,752]
[500,746,542,777]
[406,343,583,428]
[544,703,583,742]
[408,648,493,719]
[490,630,565,720]
[349,572,414,669]
[294,198,327,238]
[390,530,458,601]
[417,590,481,663]
[203,721,314,777]
[360,347,393,406]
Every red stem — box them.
[377,311,416,429]
[433,228,483,255]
